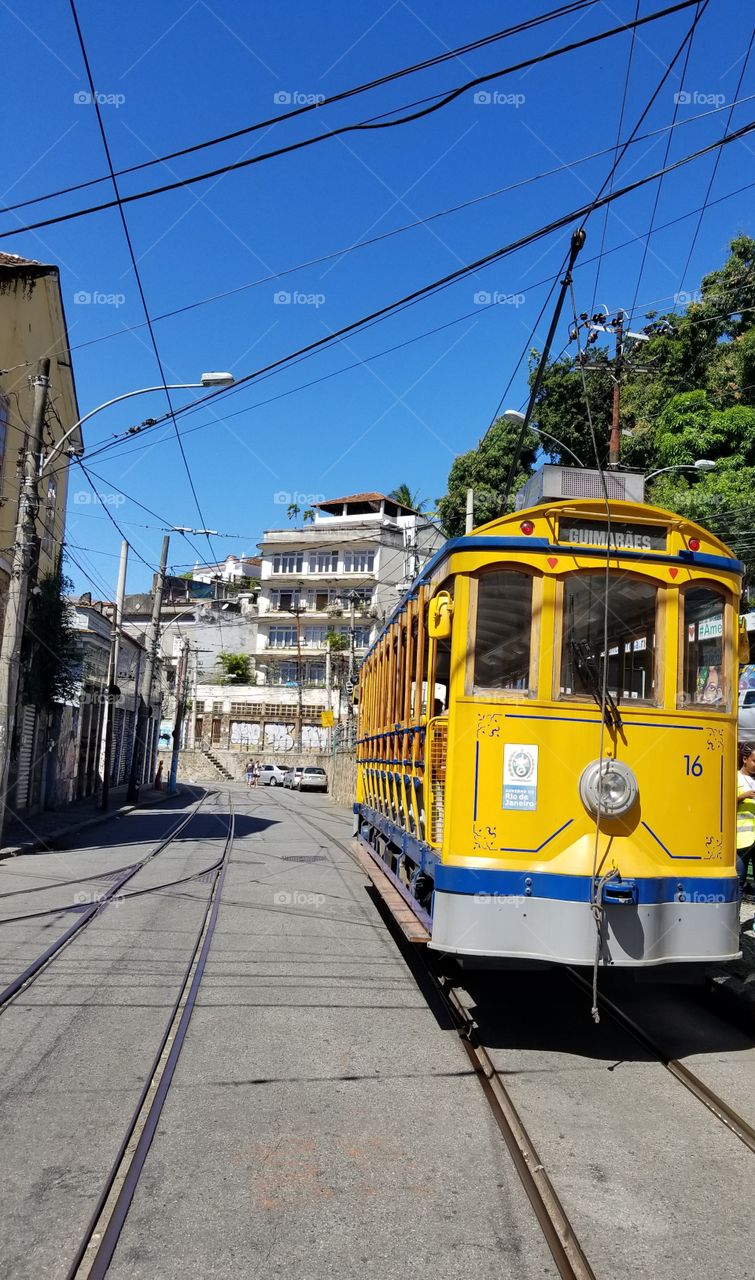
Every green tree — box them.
[388,483,432,513]
[436,414,538,536]
[216,652,251,683]
[286,502,300,524]
[24,564,82,710]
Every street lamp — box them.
[645,460,716,482]
[42,372,234,474]
[502,409,586,468]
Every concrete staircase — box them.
[201,748,235,782]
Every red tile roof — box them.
[314,492,416,511]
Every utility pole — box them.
[99,540,128,811]
[127,534,169,801]
[347,591,357,746]
[168,638,189,794]
[465,488,474,534]
[0,358,50,844]
[570,306,650,469]
[609,312,623,468]
[294,603,304,753]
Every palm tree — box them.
[286,502,300,524]
[303,508,315,524]
[388,483,429,513]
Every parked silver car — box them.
[258,763,287,787]
[283,767,304,789]
[296,766,328,792]
[739,687,755,741]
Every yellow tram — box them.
[355,473,743,968]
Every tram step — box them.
[352,841,430,945]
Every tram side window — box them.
[681,587,729,710]
[561,574,657,703]
[474,571,533,691]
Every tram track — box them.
[0,790,215,1013]
[565,967,755,1153]
[62,791,236,1280]
[266,789,596,1280]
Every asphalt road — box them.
[1,782,752,1279]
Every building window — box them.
[309,551,338,573]
[353,626,371,648]
[304,626,328,646]
[307,662,326,685]
[270,661,299,685]
[267,626,297,647]
[272,553,303,574]
[269,589,300,611]
[343,550,375,573]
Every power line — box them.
[1,2,601,219]
[0,0,703,241]
[67,0,219,570]
[74,115,755,465]
[61,89,755,360]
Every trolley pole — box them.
[127,534,169,801]
[99,539,128,811]
[0,358,50,845]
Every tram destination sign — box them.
[559,518,667,551]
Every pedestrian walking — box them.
[245,759,254,788]
[736,741,755,895]
[154,761,164,791]
[251,761,259,787]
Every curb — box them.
[0,786,193,862]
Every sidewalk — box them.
[0,785,180,860]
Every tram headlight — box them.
[579,758,638,818]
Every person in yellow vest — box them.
[737,741,755,895]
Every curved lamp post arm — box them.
[645,463,715,482]
[41,382,209,476]
[529,425,586,468]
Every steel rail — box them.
[65,793,235,1280]
[0,855,226,926]
[0,787,213,898]
[0,791,209,1012]
[566,968,755,1153]
[266,791,596,1280]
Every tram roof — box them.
[363,498,743,660]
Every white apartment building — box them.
[191,554,260,585]
[190,493,443,754]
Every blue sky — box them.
[2,0,753,594]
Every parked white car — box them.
[296,766,328,793]
[283,767,304,789]
[258,763,287,787]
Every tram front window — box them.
[560,574,657,704]
[681,587,728,710]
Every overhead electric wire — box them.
[627,1,703,322]
[0,0,703,241]
[59,88,755,360]
[672,24,755,309]
[1,1,602,219]
[590,0,642,314]
[70,139,755,483]
[67,0,220,572]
